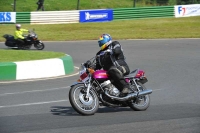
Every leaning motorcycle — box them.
[69,55,152,115]
[3,29,45,50]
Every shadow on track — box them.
[50,106,132,116]
[50,106,78,116]
[50,103,200,118]
[1,48,38,50]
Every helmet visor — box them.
[98,39,107,47]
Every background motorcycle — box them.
[2,29,45,50]
[69,55,153,115]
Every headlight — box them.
[79,64,89,82]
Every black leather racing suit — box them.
[95,41,130,91]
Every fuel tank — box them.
[92,70,109,80]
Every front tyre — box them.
[128,82,150,111]
[69,84,99,115]
[34,41,45,50]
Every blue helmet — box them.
[98,34,112,50]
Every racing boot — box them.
[119,87,132,97]
[122,87,130,94]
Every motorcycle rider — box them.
[95,34,131,96]
[14,24,29,47]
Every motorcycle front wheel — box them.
[34,41,45,50]
[69,84,99,115]
[128,82,150,111]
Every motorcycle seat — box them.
[124,69,139,78]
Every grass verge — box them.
[0,16,200,62]
[1,17,200,42]
[0,49,66,62]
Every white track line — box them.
[0,89,164,108]
[0,86,70,96]
[0,100,68,108]
[0,87,162,97]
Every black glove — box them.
[84,60,91,67]
[24,36,28,40]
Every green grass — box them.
[1,16,200,42]
[0,0,174,12]
[0,49,66,62]
[0,16,199,62]
[1,0,199,62]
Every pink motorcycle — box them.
[69,57,152,115]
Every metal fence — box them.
[132,0,200,8]
[3,0,200,12]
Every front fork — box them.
[34,40,40,45]
[85,76,92,99]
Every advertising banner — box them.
[0,12,16,23]
[80,9,113,23]
[175,4,200,18]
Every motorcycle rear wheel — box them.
[128,82,150,111]
[69,84,99,115]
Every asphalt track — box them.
[0,39,200,133]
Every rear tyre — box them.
[128,82,150,111]
[69,84,99,115]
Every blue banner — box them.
[80,9,113,23]
[0,12,16,23]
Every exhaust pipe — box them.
[105,89,152,101]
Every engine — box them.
[100,80,120,96]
